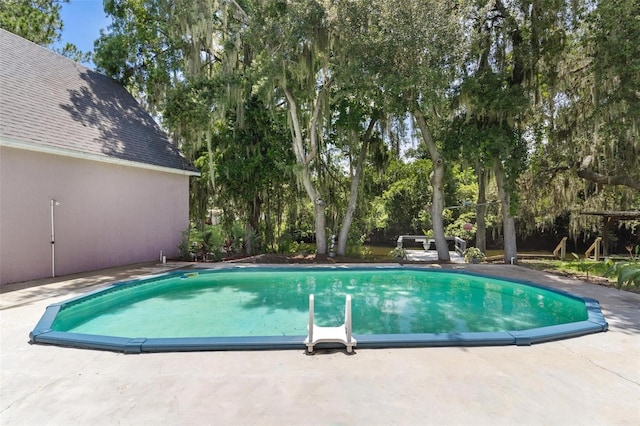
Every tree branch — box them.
[225,0,249,25]
[308,74,334,164]
[283,86,307,165]
[577,156,640,190]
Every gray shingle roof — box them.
[0,29,198,174]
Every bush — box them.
[177,224,226,261]
[606,260,640,289]
[178,227,194,261]
[288,241,314,255]
[463,247,485,263]
[203,225,225,261]
[346,233,371,258]
[389,247,408,260]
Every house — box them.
[0,29,200,285]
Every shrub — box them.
[606,260,640,289]
[389,247,408,260]
[463,247,485,263]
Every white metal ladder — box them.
[304,294,356,353]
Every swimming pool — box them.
[30,266,608,353]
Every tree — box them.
[214,96,295,252]
[242,0,337,256]
[94,0,185,109]
[381,159,434,236]
[0,0,67,45]
[327,97,381,256]
[56,42,92,63]
[95,0,245,228]
[1,0,93,65]
[352,0,468,261]
[572,0,640,190]
[521,0,639,238]
[453,0,584,262]
[90,0,638,260]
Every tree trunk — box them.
[475,164,487,254]
[336,121,375,256]
[336,154,361,256]
[414,109,450,261]
[314,199,327,256]
[245,197,261,255]
[244,223,254,255]
[494,159,517,263]
[284,86,328,256]
[206,127,216,201]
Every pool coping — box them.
[28,265,609,353]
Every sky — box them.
[56,0,112,67]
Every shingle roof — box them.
[0,29,199,175]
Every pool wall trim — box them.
[29,266,609,353]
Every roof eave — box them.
[0,137,201,177]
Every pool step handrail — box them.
[304,294,356,353]
[585,237,602,261]
[553,237,568,260]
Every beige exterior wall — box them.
[0,147,190,285]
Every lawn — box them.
[518,257,640,293]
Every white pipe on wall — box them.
[50,199,60,277]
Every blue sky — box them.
[56,0,111,66]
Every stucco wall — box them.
[0,147,190,285]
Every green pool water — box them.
[50,268,588,339]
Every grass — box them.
[518,257,640,293]
[522,258,609,276]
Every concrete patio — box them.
[405,249,465,262]
[1,262,639,425]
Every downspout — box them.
[50,199,60,277]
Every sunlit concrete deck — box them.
[1,262,639,425]
[405,249,465,262]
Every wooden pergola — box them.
[581,211,640,256]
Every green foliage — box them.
[177,226,195,261]
[202,225,226,261]
[524,258,613,281]
[605,261,640,290]
[380,159,433,235]
[188,150,214,230]
[587,0,640,134]
[626,245,640,261]
[570,252,599,280]
[95,0,639,263]
[287,241,314,256]
[0,0,67,45]
[177,223,241,261]
[95,0,186,109]
[519,0,640,235]
[463,247,485,263]
[55,42,91,64]
[214,96,295,250]
[344,232,371,259]
[224,222,246,256]
[0,0,92,65]
[444,211,477,240]
[389,247,408,261]
[606,245,640,289]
